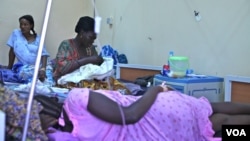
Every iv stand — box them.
[21,0,52,140]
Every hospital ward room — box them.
[1,0,250,141]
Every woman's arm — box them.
[54,41,79,77]
[7,48,15,69]
[38,56,48,82]
[6,30,16,69]
[55,41,104,77]
[87,86,166,125]
[77,56,104,66]
[41,56,47,69]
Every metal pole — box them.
[91,0,99,16]
[22,0,52,140]
[93,0,95,17]
[91,0,102,51]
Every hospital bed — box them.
[0,63,162,140]
[3,63,162,103]
[6,64,250,139]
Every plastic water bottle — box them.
[162,51,174,76]
[168,51,174,65]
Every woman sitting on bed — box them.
[53,16,129,93]
[0,15,54,85]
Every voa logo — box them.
[226,129,246,136]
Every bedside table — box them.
[153,74,224,102]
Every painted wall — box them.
[0,0,249,78]
[95,0,250,77]
[0,0,93,64]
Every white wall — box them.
[0,0,250,77]
[96,0,250,77]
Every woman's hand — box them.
[77,56,104,68]
[159,81,169,92]
[38,69,47,82]
[89,56,104,65]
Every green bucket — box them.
[169,56,189,77]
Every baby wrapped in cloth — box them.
[57,57,130,94]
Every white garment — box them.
[57,57,114,85]
[7,29,49,65]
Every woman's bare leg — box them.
[210,113,250,132]
[211,102,250,115]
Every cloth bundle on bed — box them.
[57,57,114,84]
[56,57,130,94]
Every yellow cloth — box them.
[57,76,131,95]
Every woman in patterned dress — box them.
[53,16,129,93]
